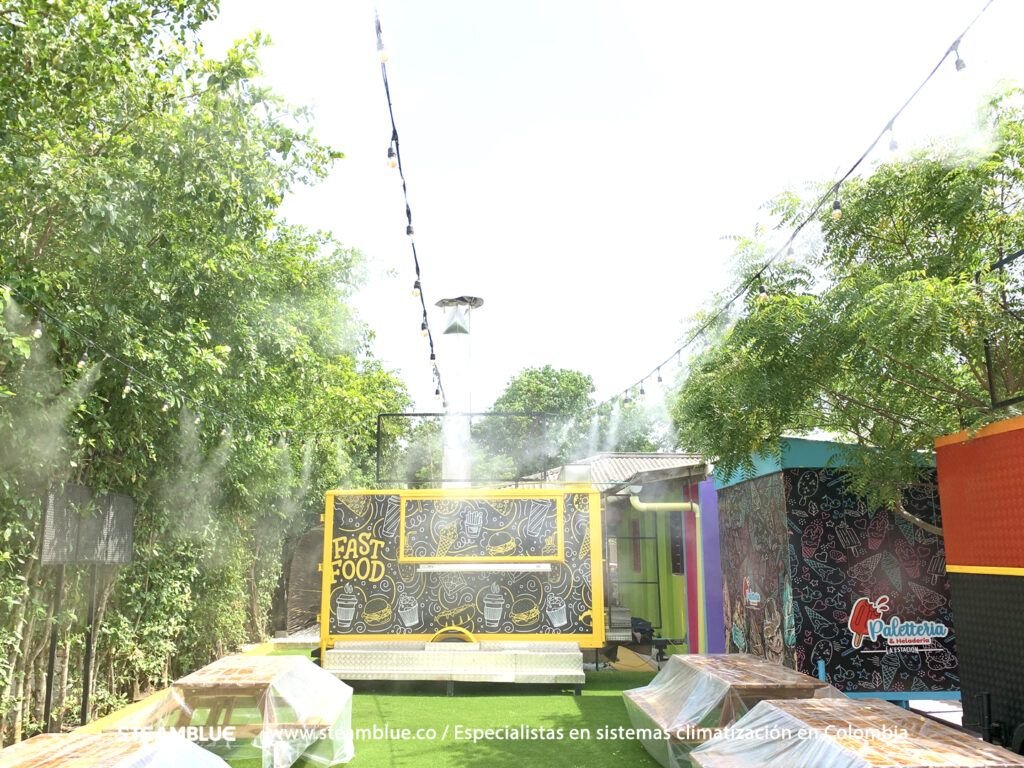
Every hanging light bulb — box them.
[656,368,663,384]
[77,353,89,369]
[953,42,966,72]
[412,279,421,297]
[676,351,683,368]
[406,224,415,238]
[420,319,428,336]
[387,145,397,168]
[31,322,42,339]
[161,401,170,412]
[429,351,436,362]
[122,379,132,397]
[434,386,441,399]
[888,126,898,152]
[831,196,842,221]
[639,381,646,396]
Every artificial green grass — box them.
[346,671,660,768]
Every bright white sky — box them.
[201,0,1024,413]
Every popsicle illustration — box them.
[848,595,890,648]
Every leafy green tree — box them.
[671,89,1024,510]
[0,0,407,739]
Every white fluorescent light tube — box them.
[416,563,552,573]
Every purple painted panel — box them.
[699,479,726,653]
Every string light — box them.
[953,41,966,71]
[376,10,448,409]
[639,381,646,396]
[656,368,663,384]
[591,0,996,413]
[888,123,898,152]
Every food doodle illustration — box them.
[324,491,602,644]
[719,466,957,695]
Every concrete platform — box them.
[323,640,585,689]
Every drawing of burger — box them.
[510,597,540,628]
[363,596,393,628]
[487,531,516,556]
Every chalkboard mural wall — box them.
[719,468,958,694]
[321,490,604,647]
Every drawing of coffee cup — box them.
[483,584,506,629]
[335,585,358,630]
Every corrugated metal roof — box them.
[523,452,705,487]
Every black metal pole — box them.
[43,563,65,732]
[80,564,98,726]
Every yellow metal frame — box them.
[397,488,565,564]
[946,564,1024,577]
[319,487,605,655]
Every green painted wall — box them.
[612,504,688,652]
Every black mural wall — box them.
[324,492,601,642]
[720,468,958,694]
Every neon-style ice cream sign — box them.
[848,595,948,649]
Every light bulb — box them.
[31,324,42,339]
[77,354,88,369]
[657,368,663,384]
[161,402,170,412]
[412,279,421,297]
[831,198,842,221]
[889,131,898,152]
[122,381,132,397]
[421,320,428,336]
[953,44,966,72]
[406,224,414,238]
[387,146,397,169]
[430,352,436,362]
[639,382,646,396]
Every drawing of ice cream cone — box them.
[483,584,506,629]
[398,593,420,628]
[867,512,889,551]
[881,650,899,689]
[801,520,823,558]
[335,584,358,631]
[546,595,568,628]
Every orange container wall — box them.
[936,414,1024,572]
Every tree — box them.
[0,0,407,739]
[671,89,1024,510]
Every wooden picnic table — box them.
[691,698,1024,767]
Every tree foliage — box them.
[0,0,406,739]
[671,89,1024,507]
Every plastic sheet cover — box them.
[690,698,1024,768]
[0,731,229,768]
[114,655,354,768]
[622,654,842,768]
